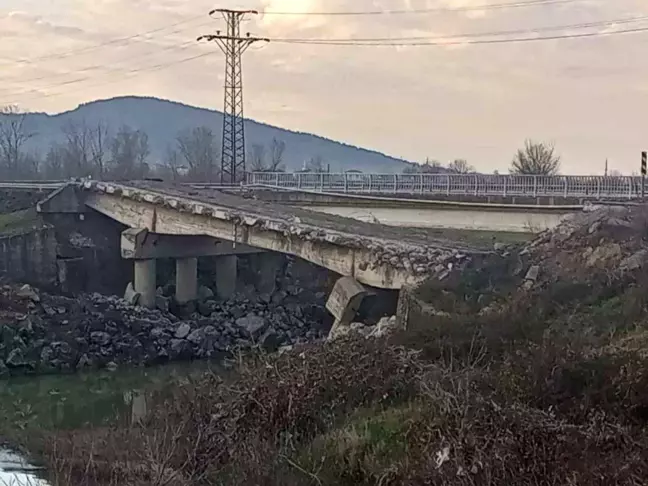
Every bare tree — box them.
[109,125,150,180]
[22,152,41,179]
[61,121,92,178]
[44,144,65,179]
[447,159,474,174]
[160,146,184,181]
[89,121,110,178]
[248,138,286,172]
[249,143,266,172]
[305,155,325,173]
[511,140,561,175]
[59,120,111,178]
[403,158,443,174]
[268,138,286,172]
[0,106,35,179]
[176,126,219,181]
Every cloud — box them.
[1,0,648,174]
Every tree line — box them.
[0,107,297,182]
[2,106,564,180]
[404,140,562,176]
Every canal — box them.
[0,362,220,485]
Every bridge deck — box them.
[125,182,486,253]
[39,181,498,288]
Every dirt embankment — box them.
[411,204,648,317]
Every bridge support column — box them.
[326,276,370,339]
[175,257,198,304]
[134,259,156,309]
[215,255,237,300]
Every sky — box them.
[1,0,647,174]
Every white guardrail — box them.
[1,173,646,200]
[0,181,66,190]
[245,172,646,200]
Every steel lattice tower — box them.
[199,9,268,183]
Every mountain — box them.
[4,96,412,173]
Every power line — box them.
[0,38,200,87]
[6,13,644,102]
[6,50,216,106]
[273,25,648,46]
[273,15,648,43]
[260,0,590,16]
[5,3,642,107]
[0,15,206,66]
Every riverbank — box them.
[0,360,228,486]
[34,203,648,485]
[4,203,648,485]
[39,323,648,485]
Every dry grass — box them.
[40,319,648,485]
[37,205,648,485]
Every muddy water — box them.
[0,362,221,485]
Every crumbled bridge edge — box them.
[81,181,490,278]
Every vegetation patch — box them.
[0,209,43,236]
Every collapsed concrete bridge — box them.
[37,181,486,313]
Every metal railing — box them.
[0,181,66,190]
[246,172,644,200]
[1,174,645,200]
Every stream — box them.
[0,450,47,486]
[0,362,220,485]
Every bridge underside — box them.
[82,192,417,290]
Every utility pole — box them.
[198,9,268,184]
[642,151,647,200]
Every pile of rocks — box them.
[404,203,648,323]
[516,203,648,288]
[0,283,329,377]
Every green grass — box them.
[292,404,419,484]
[0,209,43,236]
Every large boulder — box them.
[236,314,266,337]
[91,331,112,346]
[174,323,192,340]
[16,284,40,303]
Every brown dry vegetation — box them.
[39,205,648,485]
[42,311,648,485]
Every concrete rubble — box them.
[328,315,403,341]
[518,204,648,287]
[0,282,330,377]
[399,203,648,327]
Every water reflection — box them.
[0,450,48,486]
[0,362,217,432]
[0,362,221,486]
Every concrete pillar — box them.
[134,259,156,309]
[175,257,198,304]
[215,255,237,300]
[326,276,370,340]
[255,253,282,295]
